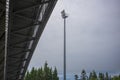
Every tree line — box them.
[75,69,120,80]
[24,62,59,80]
[24,62,120,80]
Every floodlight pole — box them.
[61,10,68,80]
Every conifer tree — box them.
[89,72,92,80]
[30,67,37,80]
[81,69,88,80]
[53,67,59,80]
[44,61,49,80]
[48,68,53,80]
[24,62,59,80]
[24,71,30,80]
[105,72,109,80]
[37,68,43,80]
[74,74,78,80]
[92,70,97,79]
[89,70,97,80]
[99,72,105,80]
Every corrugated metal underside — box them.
[0,0,5,80]
[6,0,57,80]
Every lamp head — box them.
[61,10,68,19]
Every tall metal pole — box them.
[64,17,66,80]
[61,10,68,80]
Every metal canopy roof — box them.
[0,0,57,80]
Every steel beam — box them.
[0,10,5,18]
[10,32,32,38]
[14,1,50,13]
[0,32,5,40]
[10,37,36,46]
[11,24,39,33]
[7,50,31,57]
[0,2,4,8]
[14,14,34,21]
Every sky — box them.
[28,0,120,74]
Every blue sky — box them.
[28,0,120,74]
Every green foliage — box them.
[37,68,43,80]
[53,67,59,80]
[112,75,120,80]
[98,72,104,80]
[89,70,97,80]
[75,69,120,80]
[105,72,109,80]
[24,62,59,80]
[74,74,78,80]
[25,71,30,80]
[89,72,92,80]
[81,69,88,80]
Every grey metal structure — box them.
[0,0,57,80]
[0,0,5,80]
